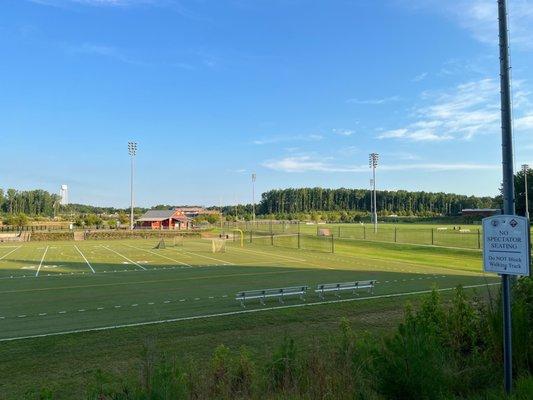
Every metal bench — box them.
[315,280,376,299]
[235,285,309,307]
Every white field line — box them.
[0,245,22,261]
[74,246,95,274]
[124,244,192,267]
[0,283,500,342]
[35,246,49,277]
[231,245,306,263]
[102,246,146,270]
[335,236,482,252]
[179,249,231,265]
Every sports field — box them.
[0,236,499,341]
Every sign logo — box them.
[491,219,500,227]
[509,219,518,228]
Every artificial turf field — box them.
[0,237,500,341]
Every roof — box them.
[136,209,191,222]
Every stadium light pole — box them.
[128,142,138,230]
[252,173,256,227]
[369,153,379,233]
[522,164,530,220]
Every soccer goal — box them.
[173,236,184,247]
[154,238,166,249]
[211,238,226,253]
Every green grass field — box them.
[0,237,498,341]
[0,236,502,398]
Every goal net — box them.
[173,236,184,247]
[211,238,226,253]
[154,239,166,249]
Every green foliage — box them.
[267,337,298,393]
[258,187,498,216]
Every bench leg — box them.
[240,299,246,308]
[260,297,265,306]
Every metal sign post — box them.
[496,0,516,394]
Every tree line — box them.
[0,188,61,216]
[257,187,499,217]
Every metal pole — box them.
[523,165,529,220]
[498,0,514,394]
[373,166,377,233]
[128,142,137,231]
[252,173,256,227]
[369,153,379,234]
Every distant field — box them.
[0,236,501,398]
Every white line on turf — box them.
[232,246,306,262]
[179,249,232,265]
[102,246,146,270]
[0,283,500,342]
[35,246,49,277]
[0,245,22,261]
[74,245,95,273]
[124,244,192,267]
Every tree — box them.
[12,213,29,228]
[206,214,220,224]
[514,168,532,217]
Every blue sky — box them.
[1,0,532,207]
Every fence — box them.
[224,221,485,250]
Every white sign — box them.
[482,215,530,276]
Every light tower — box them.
[128,141,138,230]
[522,164,530,220]
[369,153,379,233]
[251,173,256,227]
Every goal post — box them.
[232,228,244,247]
[211,238,226,253]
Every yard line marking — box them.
[17,315,27,318]
[177,249,232,265]
[102,246,146,270]
[74,245,95,273]
[97,307,104,310]
[0,270,300,294]
[0,283,501,342]
[38,313,47,316]
[35,246,49,277]
[58,311,66,314]
[0,246,22,261]
[230,246,306,262]
[124,244,192,267]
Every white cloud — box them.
[66,43,144,65]
[402,0,533,50]
[346,95,400,105]
[252,133,323,145]
[262,156,498,173]
[379,78,506,142]
[332,129,354,136]
[515,114,533,131]
[412,72,428,82]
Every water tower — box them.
[60,185,69,205]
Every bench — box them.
[235,285,309,307]
[315,280,376,299]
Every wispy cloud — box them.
[346,95,400,105]
[252,134,323,146]
[412,72,428,82]
[401,0,533,50]
[379,78,506,142]
[262,155,498,173]
[332,128,354,137]
[66,43,146,65]
[29,0,156,7]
